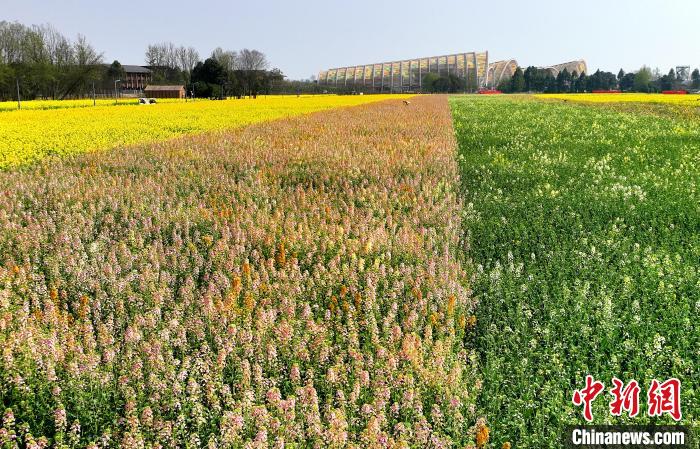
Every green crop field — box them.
[450,96,700,447]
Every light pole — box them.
[114,79,121,105]
[16,77,21,110]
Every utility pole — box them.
[92,81,96,106]
[16,78,21,110]
[114,79,121,105]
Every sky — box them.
[3,0,699,80]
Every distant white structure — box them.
[675,66,690,82]
[318,51,491,92]
[487,59,518,87]
[543,60,588,77]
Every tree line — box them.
[136,42,287,98]
[0,21,103,100]
[0,21,290,101]
[498,65,700,93]
[411,72,481,94]
[190,48,284,98]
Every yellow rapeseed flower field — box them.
[536,92,700,105]
[0,94,412,168]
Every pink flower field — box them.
[0,96,483,448]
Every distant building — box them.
[543,60,588,77]
[318,51,491,93]
[487,60,518,87]
[121,65,151,90]
[144,85,185,99]
[318,54,586,92]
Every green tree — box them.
[107,60,125,81]
[570,71,578,92]
[420,73,463,93]
[617,68,625,81]
[656,69,676,91]
[191,57,226,98]
[543,73,556,92]
[0,21,103,100]
[523,66,535,91]
[421,72,439,93]
[446,74,464,92]
[0,63,15,99]
[522,66,550,92]
[633,66,652,92]
[587,69,602,90]
[510,67,525,92]
[556,68,572,93]
[666,68,678,89]
[691,68,700,90]
[619,72,635,91]
[496,77,511,93]
[465,71,478,92]
[575,72,588,92]
[261,68,284,94]
[434,76,451,92]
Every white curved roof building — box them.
[318,51,491,92]
[543,60,588,77]
[487,60,518,87]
